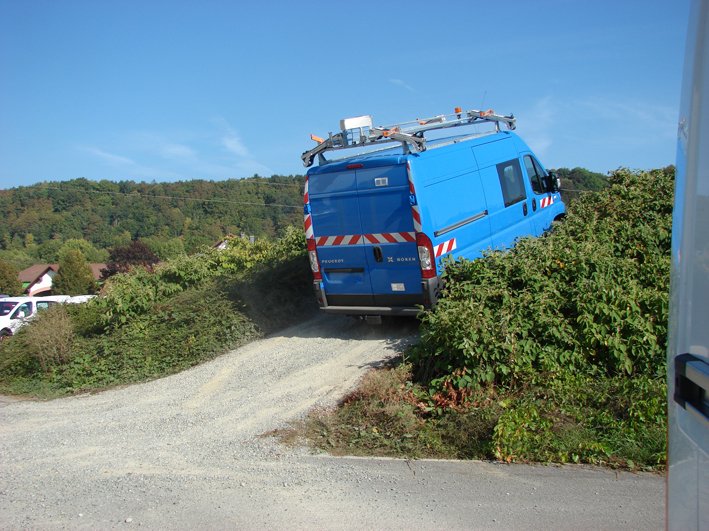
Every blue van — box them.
[301,108,565,317]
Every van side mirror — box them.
[547,171,561,193]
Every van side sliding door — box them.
[486,158,534,248]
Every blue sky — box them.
[0,0,690,188]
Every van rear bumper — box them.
[321,306,421,316]
[314,277,439,317]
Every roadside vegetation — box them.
[0,227,315,398]
[1,166,664,468]
[299,167,672,470]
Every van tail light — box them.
[307,238,322,280]
[416,233,436,279]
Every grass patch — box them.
[287,361,501,460]
[291,361,665,470]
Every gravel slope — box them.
[0,315,663,529]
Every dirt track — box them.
[0,315,663,529]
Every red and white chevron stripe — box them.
[540,195,555,208]
[315,234,362,246]
[407,162,423,233]
[303,177,315,238]
[364,232,416,244]
[304,214,314,239]
[433,238,457,258]
[313,232,416,246]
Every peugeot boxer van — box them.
[301,108,566,317]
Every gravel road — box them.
[0,315,664,529]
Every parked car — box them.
[301,107,565,319]
[67,295,96,304]
[1,297,56,338]
[0,295,87,339]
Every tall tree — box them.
[0,259,22,295]
[58,239,109,263]
[52,250,96,295]
[101,240,160,279]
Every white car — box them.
[0,296,71,339]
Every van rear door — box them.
[356,164,421,305]
[308,162,421,306]
[308,169,373,303]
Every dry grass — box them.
[21,305,75,372]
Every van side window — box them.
[36,301,55,311]
[496,159,526,207]
[523,155,545,194]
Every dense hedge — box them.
[397,167,673,467]
[0,226,315,396]
[411,167,672,390]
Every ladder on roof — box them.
[301,107,516,168]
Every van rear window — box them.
[496,159,526,207]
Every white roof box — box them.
[340,115,372,131]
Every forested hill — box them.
[0,168,607,269]
[0,175,305,257]
[554,167,608,195]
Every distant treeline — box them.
[0,175,304,268]
[0,168,606,269]
[553,167,609,202]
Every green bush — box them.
[390,167,673,468]
[53,249,98,295]
[0,283,259,395]
[23,305,75,372]
[411,167,673,390]
[0,259,22,295]
[0,225,311,397]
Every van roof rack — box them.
[301,107,516,168]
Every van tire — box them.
[0,329,11,340]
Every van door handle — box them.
[522,202,528,216]
[532,198,537,211]
[674,353,709,422]
[373,246,383,262]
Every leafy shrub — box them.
[97,225,308,330]
[0,259,22,295]
[101,240,160,279]
[373,167,673,468]
[0,283,259,394]
[411,167,673,390]
[59,283,260,391]
[53,249,97,295]
[5,305,75,373]
[553,166,608,203]
[0,225,311,397]
[490,375,666,467]
[225,253,316,333]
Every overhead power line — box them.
[34,184,304,210]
